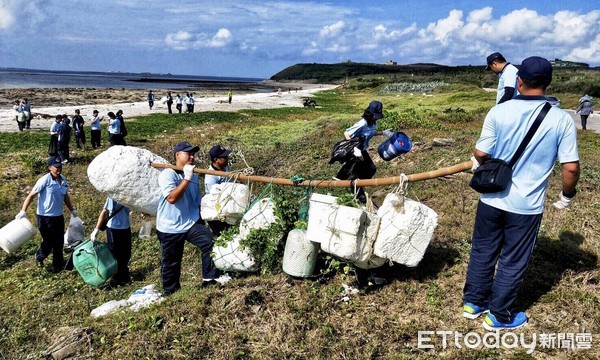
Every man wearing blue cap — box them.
[204,144,234,237]
[485,52,520,104]
[16,156,77,271]
[464,56,580,330]
[156,141,229,295]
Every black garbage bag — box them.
[329,136,364,164]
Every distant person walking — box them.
[175,94,183,113]
[72,109,86,149]
[23,98,32,130]
[485,52,519,104]
[147,90,155,110]
[166,92,173,114]
[464,57,580,330]
[116,110,127,145]
[107,111,125,146]
[228,89,232,104]
[60,114,72,163]
[16,156,77,272]
[576,94,594,131]
[13,100,25,131]
[90,109,104,149]
[186,93,195,113]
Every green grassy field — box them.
[0,77,598,359]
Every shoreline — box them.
[0,82,338,133]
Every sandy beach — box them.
[0,82,338,133]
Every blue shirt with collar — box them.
[204,164,231,194]
[108,118,120,134]
[104,197,130,229]
[476,95,579,214]
[156,168,201,233]
[346,118,377,149]
[32,173,68,216]
[496,63,520,104]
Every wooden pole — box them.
[150,161,473,187]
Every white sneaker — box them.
[203,274,231,286]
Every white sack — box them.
[213,234,258,272]
[64,216,85,247]
[90,300,129,318]
[87,146,169,216]
[374,193,438,267]
[201,183,249,224]
[239,198,278,238]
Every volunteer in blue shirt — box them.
[107,111,125,146]
[156,141,229,295]
[90,197,132,284]
[485,52,520,104]
[204,144,234,237]
[90,110,104,149]
[16,156,77,271]
[464,57,580,330]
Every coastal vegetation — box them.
[0,67,598,358]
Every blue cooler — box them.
[378,132,412,161]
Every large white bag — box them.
[213,234,258,272]
[201,183,249,224]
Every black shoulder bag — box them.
[98,205,124,231]
[469,102,551,194]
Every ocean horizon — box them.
[0,68,266,90]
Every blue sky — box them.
[1,0,598,78]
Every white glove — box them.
[590,113,594,118]
[15,211,26,220]
[183,164,195,181]
[90,228,99,242]
[352,147,363,159]
[470,156,480,172]
[71,209,78,218]
[553,191,574,209]
[382,129,393,137]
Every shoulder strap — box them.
[106,205,125,221]
[508,102,552,168]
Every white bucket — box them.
[282,229,319,277]
[0,218,37,254]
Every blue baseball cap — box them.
[173,141,199,154]
[48,156,62,167]
[367,100,384,119]
[518,56,553,82]
[209,145,232,160]
[485,52,503,70]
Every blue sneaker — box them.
[483,312,528,331]
[463,302,487,319]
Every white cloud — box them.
[320,21,345,38]
[467,7,493,23]
[0,5,16,30]
[164,28,233,50]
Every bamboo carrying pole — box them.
[150,161,473,187]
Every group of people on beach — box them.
[148,90,200,114]
[46,109,128,164]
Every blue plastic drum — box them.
[377,132,412,161]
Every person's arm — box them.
[497,87,515,104]
[561,161,580,197]
[343,131,352,140]
[94,208,109,229]
[20,189,38,213]
[63,193,74,213]
[165,165,195,204]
